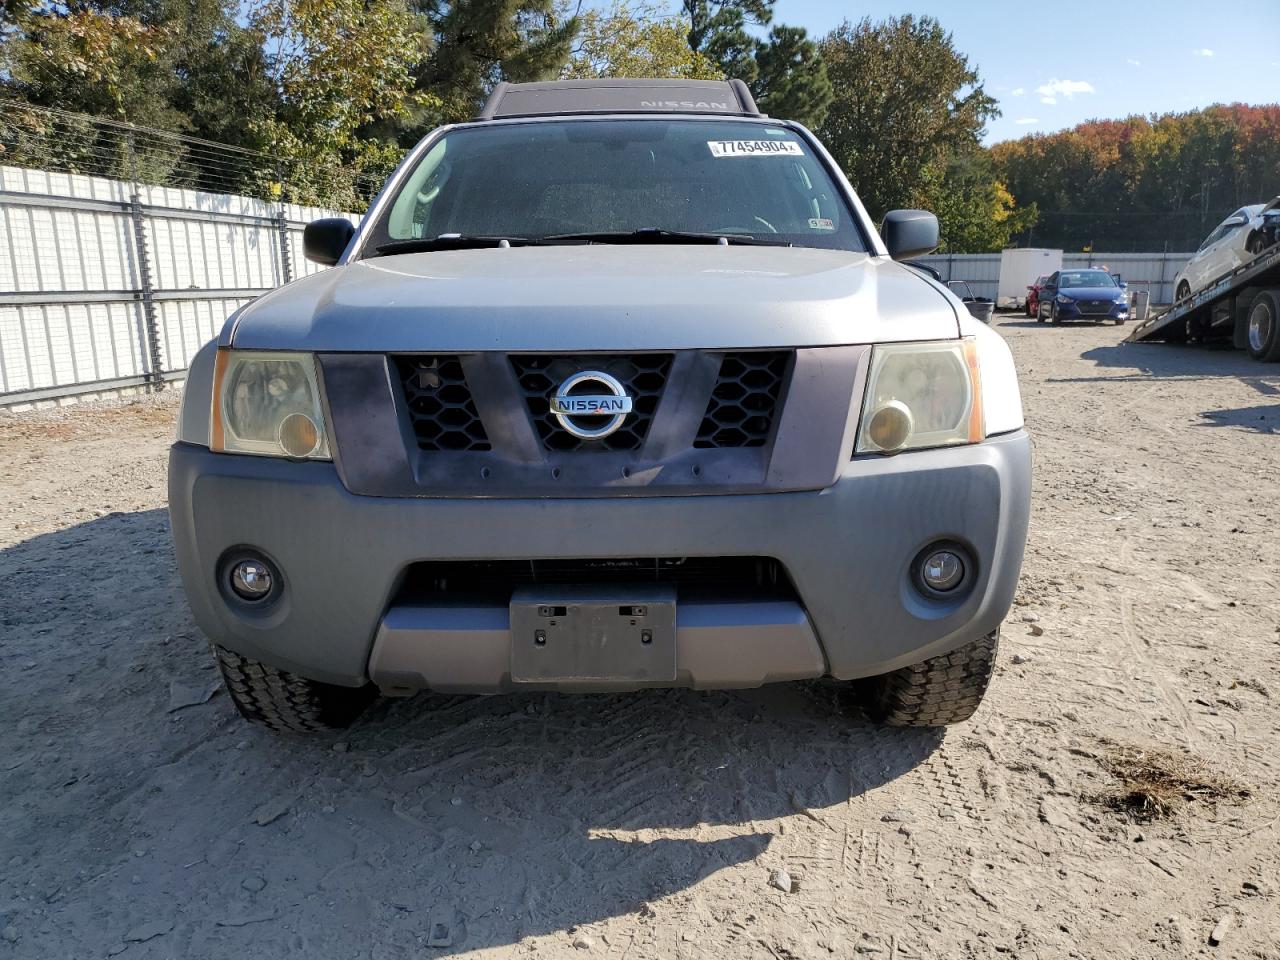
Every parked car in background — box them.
[1036,269,1129,324]
[1173,199,1280,301]
[1025,275,1049,317]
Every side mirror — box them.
[303,218,356,266]
[882,209,939,260]
[1113,274,1125,286]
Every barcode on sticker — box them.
[707,140,804,158]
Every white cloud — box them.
[1192,48,1214,57]
[1036,79,1096,103]
[1126,58,1141,67]
[1015,117,1039,125]
[1010,87,1025,96]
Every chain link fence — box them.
[0,103,382,407]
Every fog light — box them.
[921,550,965,592]
[230,560,274,601]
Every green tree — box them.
[931,150,1037,252]
[249,0,436,205]
[751,25,829,129]
[679,0,829,126]
[682,0,770,75]
[564,2,721,80]
[818,16,999,222]
[408,0,577,126]
[0,3,184,129]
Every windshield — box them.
[1058,270,1118,289]
[365,118,865,253]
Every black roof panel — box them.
[476,79,762,121]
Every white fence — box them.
[916,251,1194,306]
[2,170,1199,407]
[0,165,357,406]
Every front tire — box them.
[1246,232,1266,258]
[1246,290,1280,362]
[857,630,999,727]
[1176,280,1191,303]
[214,645,376,732]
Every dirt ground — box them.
[1,316,1278,960]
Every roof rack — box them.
[476,79,763,121]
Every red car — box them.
[1025,275,1050,317]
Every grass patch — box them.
[1096,744,1249,821]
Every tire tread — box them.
[213,645,373,733]
[860,630,999,727]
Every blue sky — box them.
[769,0,1280,143]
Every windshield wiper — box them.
[540,228,792,247]
[373,234,540,255]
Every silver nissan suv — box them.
[169,79,1031,733]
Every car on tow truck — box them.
[1173,199,1280,302]
[168,79,1031,734]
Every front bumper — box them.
[1057,299,1129,321]
[168,431,1032,691]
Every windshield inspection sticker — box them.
[808,218,835,231]
[707,140,803,158]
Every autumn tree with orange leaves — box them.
[991,105,1280,252]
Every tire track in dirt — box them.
[1115,536,1205,749]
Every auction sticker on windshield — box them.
[707,140,804,158]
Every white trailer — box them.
[997,248,1063,309]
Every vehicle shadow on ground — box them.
[1055,341,1280,385]
[995,318,1118,330]
[1198,400,1280,434]
[0,509,942,958]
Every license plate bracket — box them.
[510,584,676,683]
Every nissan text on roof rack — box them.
[168,78,1032,733]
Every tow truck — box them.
[1127,211,1280,362]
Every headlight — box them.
[1056,294,1072,304]
[211,349,331,459]
[855,339,983,455]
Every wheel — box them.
[1245,289,1280,362]
[214,645,376,732]
[1246,232,1266,257]
[1036,302,1046,323]
[857,631,999,726]
[1049,302,1063,325]
[1025,299,1033,318]
[1176,280,1190,303]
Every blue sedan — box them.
[1036,269,1130,325]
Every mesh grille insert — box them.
[510,354,672,451]
[694,351,789,448]
[395,355,491,452]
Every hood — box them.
[1059,286,1125,299]
[226,246,960,352]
